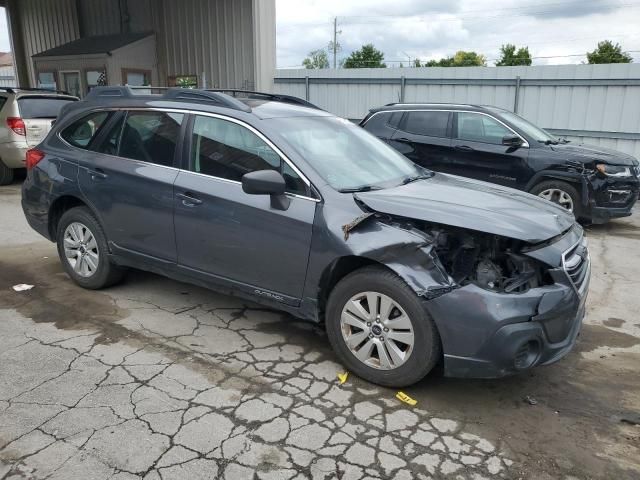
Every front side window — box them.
[117,111,184,166]
[190,115,308,196]
[402,111,449,137]
[60,111,111,149]
[271,116,423,192]
[456,112,512,145]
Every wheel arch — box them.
[525,171,584,193]
[48,195,101,241]
[316,255,391,323]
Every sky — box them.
[276,0,640,68]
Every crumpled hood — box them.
[549,143,638,166]
[354,173,575,244]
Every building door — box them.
[60,71,81,97]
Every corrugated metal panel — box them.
[0,65,16,87]
[79,0,120,36]
[274,64,640,156]
[16,0,80,85]
[154,0,255,89]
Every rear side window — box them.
[60,111,111,149]
[117,111,184,167]
[190,115,308,196]
[402,111,449,137]
[18,97,77,119]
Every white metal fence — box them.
[0,65,16,88]
[273,63,640,157]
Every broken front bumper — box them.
[425,239,590,379]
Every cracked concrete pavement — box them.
[1,181,639,479]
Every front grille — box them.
[562,238,590,294]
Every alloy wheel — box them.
[340,291,415,370]
[538,188,574,212]
[63,222,100,278]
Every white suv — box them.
[0,88,77,184]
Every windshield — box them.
[270,116,425,191]
[491,109,559,144]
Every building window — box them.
[168,75,198,88]
[37,72,57,90]
[122,69,151,86]
[86,70,107,92]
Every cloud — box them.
[276,0,640,67]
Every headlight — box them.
[595,164,632,177]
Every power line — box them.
[281,50,640,68]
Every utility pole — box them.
[333,17,338,69]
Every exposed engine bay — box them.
[425,224,550,293]
[366,213,552,294]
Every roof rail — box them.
[85,86,252,112]
[0,87,72,95]
[164,88,251,112]
[206,89,321,110]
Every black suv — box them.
[361,103,639,223]
[22,87,590,387]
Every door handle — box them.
[177,192,203,207]
[395,137,412,143]
[89,168,108,180]
[454,145,474,152]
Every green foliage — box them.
[302,49,330,69]
[586,40,632,64]
[495,44,532,66]
[415,51,486,67]
[343,44,387,68]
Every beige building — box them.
[1,0,276,97]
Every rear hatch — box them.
[17,95,77,147]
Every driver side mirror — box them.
[242,170,290,210]
[502,134,523,147]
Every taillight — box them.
[7,117,26,136]
[26,149,45,170]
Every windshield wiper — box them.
[338,185,383,193]
[539,139,559,145]
[401,173,433,185]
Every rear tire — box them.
[0,160,14,185]
[325,266,441,388]
[56,206,126,289]
[530,180,582,218]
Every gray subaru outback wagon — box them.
[21,87,590,387]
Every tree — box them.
[302,49,329,69]
[495,44,532,66]
[343,44,387,68]
[587,40,632,64]
[452,51,487,66]
[416,51,485,67]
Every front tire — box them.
[326,266,441,387]
[530,180,582,218]
[56,207,126,289]
[0,160,14,185]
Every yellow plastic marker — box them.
[396,391,417,406]
[337,372,349,384]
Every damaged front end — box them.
[340,203,590,379]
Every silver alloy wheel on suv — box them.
[538,188,574,212]
[340,291,415,370]
[63,222,99,277]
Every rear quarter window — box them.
[362,111,402,137]
[18,96,77,119]
[0,96,8,113]
[60,111,111,149]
